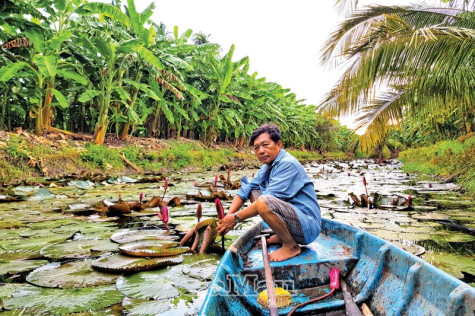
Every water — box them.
[0,159,473,314]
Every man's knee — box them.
[255,196,271,215]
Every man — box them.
[217,124,321,262]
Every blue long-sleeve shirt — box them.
[237,149,321,244]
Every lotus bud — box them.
[329,268,340,290]
[118,193,122,201]
[215,198,225,220]
[407,195,412,207]
[162,206,169,224]
[164,178,169,191]
[139,192,143,203]
[252,172,255,177]
[227,169,231,182]
[194,181,198,187]
[428,183,432,188]
[214,174,218,187]
[197,203,202,222]
[363,176,367,187]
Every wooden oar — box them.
[341,279,363,316]
[255,233,278,316]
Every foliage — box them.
[399,136,475,195]
[79,143,124,170]
[0,0,355,152]
[320,1,475,150]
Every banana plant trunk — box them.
[0,89,8,130]
[42,80,55,133]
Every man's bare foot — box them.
[268,245,301,262]
[258,234,283,246]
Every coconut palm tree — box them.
[320,1,475,150]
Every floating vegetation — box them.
[110,229,177,244]
[118,241,183,257]
[40,239,119,260]
[26,260,119,288]
[2,284,124,315]
[0,259,48,276]
[92,254,183,273]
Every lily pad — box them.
[28,188,53,201]
[26,260,119,288]
[390,242,425,256]
[40,239,119,260]
[1,235,70,252]
[0,259,48,276]
[52,222,117,235]
[182,258,218,281]
[0,251,41,260]
[423,252,475,279]
[119,242,188,257]
[92,254,183,273]
[2,284,124,315]
[110,229,177,244]
[122,297,172,315]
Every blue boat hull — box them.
[200,219,474,315]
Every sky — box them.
[133,0,415,126]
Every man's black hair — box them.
[250,124,281,146]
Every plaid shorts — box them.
[261,195,306,245]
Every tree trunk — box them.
[120,120,130,140]
[0,90,8,130]
[42,81,54,132]
[94,119,107,145]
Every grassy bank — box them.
[398,135,475,196]
[0,132,349,185]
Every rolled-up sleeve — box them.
[236,173,261,201]
[261,162,303,200]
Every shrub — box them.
[79,143,123,170]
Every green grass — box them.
[79,143,124,171]
[399,136,475,196]
[287,150,322,161]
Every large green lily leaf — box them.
[0,62,31,82]
[110,229,175,244]
[26,260,119,288]
[0,259,48,276]
[122,297,172,315]
[92,254,183,273]
[40,239,118,260]
[3,284,124,315]
[119,241,188,257]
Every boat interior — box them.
[202,220,474,315]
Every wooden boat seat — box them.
[241,234,358,290]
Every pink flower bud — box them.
[215,198,224,220]
[407,195,412,207]
[162,206,169,224]
[214,174,218,187]
[329,268,340,290]
[252,172,255,177]
[118,193,122,201]
[196,204,202,221]
[164,178,168,191]
[363,176,367,187]
[194,181,198,187]
[139,192,143,203]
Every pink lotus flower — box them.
[196,203,202,222]
[407,195,412,207]
[161,206,170,230]
[194,181,198,187]
[215,198,224,220]
[329,268,340,290]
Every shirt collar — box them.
[269,149,286,167]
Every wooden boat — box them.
[200,219,475,315]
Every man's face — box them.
[253,132,282,165]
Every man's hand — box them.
[217,214,237,236]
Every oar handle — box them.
[261,235,278,316]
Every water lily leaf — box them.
[390,241,425,256]
[110,229,177,244]
[122,297,172,315]
[0,219,26,229]
[423,252,475,279]
[433,232,475,243]
[1,235,70,252]
[0,259,48,276]
[92,254,183,273]
[0,229,25,240]
[0,251,41,260]
[119,242,188,257]
[0,283,24,300]
[116,270,180,300]
[27,219,77,230]
[27,260,119,288]
[67,180,95,189]
[28,188,53,201]
[40,239,119,260]
[52,222,117,235]
[182,258,218,281]
[3,284,124,315]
